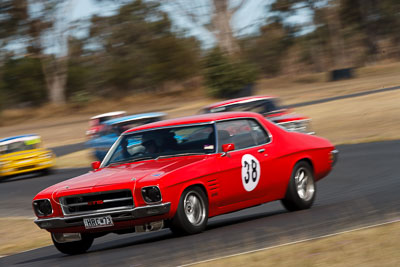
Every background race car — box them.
[201,95,314,134]
[86,112,166,161]
[0,134,55,178]
[86,111,127,138]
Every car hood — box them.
[0,149,50,162]
[42,155,208,195]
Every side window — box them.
[216,119,253,151]
[248,119,270,145]
[216,119,270,151]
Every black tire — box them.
[170,187,208,235]
[41,168,53,176]
[281,161,316,212]
[51,233,94,255]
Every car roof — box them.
[0,134,41,146]
[104,112,166,126]
[90,111,126,120]
[204,95,277,110]
[124,112,265,133]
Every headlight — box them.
[0,161,11,167]
[41,153,53,159]
[33,199,53,217]
[141,186,162,203]
[330,149,339,167]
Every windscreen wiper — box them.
[106,156,154,166]
[156,153,206,160]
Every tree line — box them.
[1,0,400,109]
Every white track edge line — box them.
[179,218,400,267]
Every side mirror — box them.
[91,161,101,170]
[221,143,235,156]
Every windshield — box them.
[0,140,40,155]
[102,124,216,166]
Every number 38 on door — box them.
[241,154,260,192]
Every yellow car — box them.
[0,134,55,178]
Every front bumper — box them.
[0,160,54,177]
[34,202,171,230]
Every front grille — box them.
[18,165,35,171]
[60,190,134,216]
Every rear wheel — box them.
[281,161,316,211]
[170,187,208,235]
[51,233,94,255]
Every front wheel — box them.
[281,161,316,211]
[170,187,208,235]
[51,233,94,255]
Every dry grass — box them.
[296,89,400,144]
[1,62,400,147]
[193,221,400,267]
[0,63,400,151]
[55,149,94,169]
[0,217,51,256]
[256,62,400,105]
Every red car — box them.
[33,112,337,254]
[202,96,314,134]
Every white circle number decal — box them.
[241,154,260,192]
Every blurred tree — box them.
[241,21,294,76]
[2,57,47,106]
[204,48,258,98]
[339,0,400,61]
[65,37,92,101]
[159,0,251,55]
[0,0,77,105]
[87,0,201,94]
[0,0,28,51]
[270,0,347,71]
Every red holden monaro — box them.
[33,112,338,254]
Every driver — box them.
[142,139,158,154]
[141,133,162,154]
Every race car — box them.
[33,112,337,255]
[86,111,127,137]
[0,134,55,178]
[201,95,314,134]
[86,112,166,161]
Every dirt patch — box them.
[193,221,400,267]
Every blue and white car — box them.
[86,112,166,161]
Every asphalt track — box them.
[1,140,399,266]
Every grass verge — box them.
[55,149,94,169]
[193,221,400,267]
[0,217,51,256]
[2,62,400,147]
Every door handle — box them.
[258,148,265,153]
